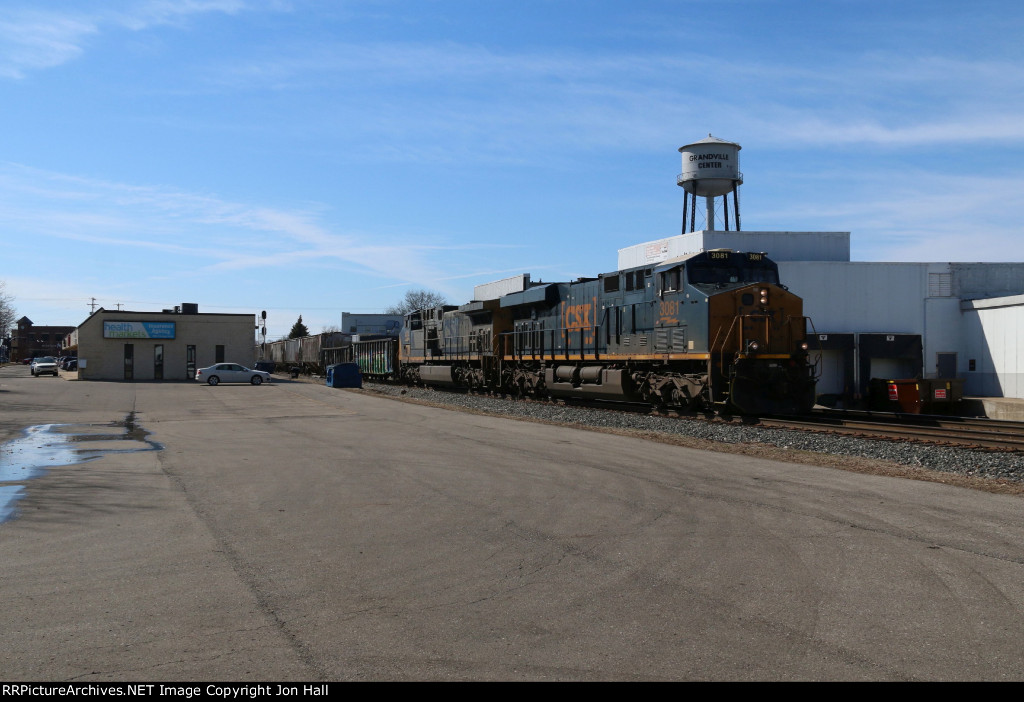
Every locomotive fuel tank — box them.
[544,366,638,401]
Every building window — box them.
[215,345,225,363]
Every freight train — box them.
[347,249,818,415]
[263,331,350,373]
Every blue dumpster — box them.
[326,363,362,388]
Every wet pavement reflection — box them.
[0,413,161,522]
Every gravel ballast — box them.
[352,381,1024,496]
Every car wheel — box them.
[251,375,263,385]
[207,375,220,386]
[30,370,35,377]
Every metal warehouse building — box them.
[619,230,1024,405]
[69,304,256,381]
[962,294,1024,398]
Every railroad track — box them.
[565,399,1024,453]
[365,382,1024,454]
[738,411,1024,453]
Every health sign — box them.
[103,321,176,339]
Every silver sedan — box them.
[195,363,272,386]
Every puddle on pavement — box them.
[0,412,162,522]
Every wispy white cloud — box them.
[0,13,97,78]
[199,36,1024,161]
[0,0,255,79]
[0,162,524,286]
[750,167,1024,263]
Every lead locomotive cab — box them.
[688,250,816,414]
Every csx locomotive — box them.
[357,249,817,415]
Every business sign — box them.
[103,321,176,339]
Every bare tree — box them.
[0,281,16,339]
[384,289,448,315]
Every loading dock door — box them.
[812,333,855,407]
[858,333,923,398]
[817,350,846,395]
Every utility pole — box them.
[88,298,98,314]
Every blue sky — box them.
[2,0,1023,338]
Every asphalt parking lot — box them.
[3,364,1024,681]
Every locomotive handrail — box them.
[710,315,741,357]
[501,325,607,361]
[803,315,823,380]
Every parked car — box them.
[195,363,271,386]
[30,356,59,377]
[62,357,78,371]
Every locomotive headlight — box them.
[759,288,769,305]
[798,341,809,351]
[746,340,760,353]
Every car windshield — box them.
[37,357,56,363]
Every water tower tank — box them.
[677,135,742,197]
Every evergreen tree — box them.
[288,315,309,339]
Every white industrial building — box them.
[962,294,1024,398]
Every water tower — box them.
[677,135,742,233]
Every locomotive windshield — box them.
[685,251,779,287]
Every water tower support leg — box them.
[682,193,689,235]
[733,186,741,231]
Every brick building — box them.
[10,317,75,362]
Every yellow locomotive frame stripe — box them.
[734,354,794,360]
[401,353,797,363]
[402,354,714,363]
